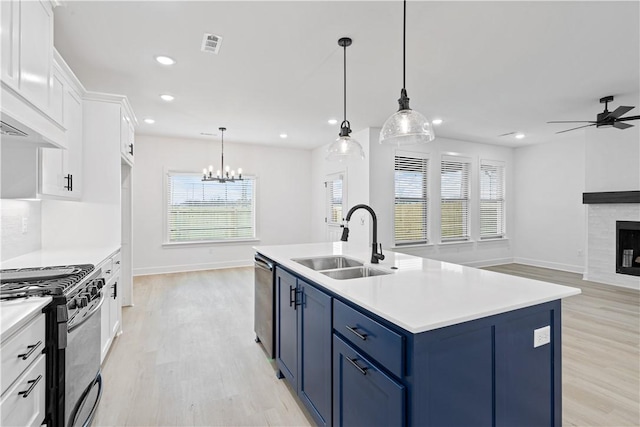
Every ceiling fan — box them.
[548,95,640,134]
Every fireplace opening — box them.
[616,221,640,277]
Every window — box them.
[480,160,505,239]
[325,173,345,226]
[441,156,471,241]
[166,172,256,243]
[394,152,429,245]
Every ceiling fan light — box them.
[380,109,435,146]
[326,136,365,162]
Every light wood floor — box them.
[93,264,639,426]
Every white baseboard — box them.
[512,257,584,274]
[133,260,253,276]
[462,258,515,268]
[583,272,640,291]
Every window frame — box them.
[479,159,506,240]
[163,170,258,245]
[325,171,347,228]
[440,155,472,243]
[393,150,430,247]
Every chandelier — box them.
[202,127,243,182]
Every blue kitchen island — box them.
[254,242,581,427]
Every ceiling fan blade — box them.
[605,105,634,119]
[616,115,640,122]
[555,124,596,134]
[547,120,597,123]
[613,121,633,130]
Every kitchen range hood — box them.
[0,113,60,148]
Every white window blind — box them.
[441,156,471,241]
[480,160,506,239]
[325,173,344,226]
[166,173,256,243]
[394,153,429,245]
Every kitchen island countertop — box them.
[254,242,581,334]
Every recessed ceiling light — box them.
[280,133,288,139]
[200,132,215,136]
[155,56,176,66]
[432,118,443,125]
[160,94,174,102]
[328,119,338,125]
[143,118,155,124]
[515,133,525,139]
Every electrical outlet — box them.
[22,217,28,234]
[533,325,550,348]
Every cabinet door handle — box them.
[289,285,296,308]
[345,325,367,341]
[112,281,118,299]
[129,143,134,155]
[346,357,368,376]
[18,375,42,398]
[64,174,73,191]
[17,341,42,360]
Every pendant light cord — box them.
[343,43,347,123]
[403,0,406,91]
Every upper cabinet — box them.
[120,106,135,166]
[0,0,66,149]
[39,53,84,199]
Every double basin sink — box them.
[293,256,391,280]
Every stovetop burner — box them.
[0,264,95,299]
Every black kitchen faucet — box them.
[340,204,385,264]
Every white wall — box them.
[512,135,586,273]
[310,128,371,247]
[585,91,640,192]
[132,135,312,275]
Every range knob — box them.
[89,286,98,297]
[95,279,105,289]
[78,296,89,308]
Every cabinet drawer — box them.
[0,353,46,427]
[1,314,45,395]
[333,299,404,378]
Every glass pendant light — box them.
[327,37,365,161]
[380,0,435,146]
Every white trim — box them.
[133,260,253,277]
[438,239,474,246]
[461,258,515,268]
[162,238,260,247]
[513,257,584,274]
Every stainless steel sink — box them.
[293,256,363,271]
[321,266,391,280]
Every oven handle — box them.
[68,371,103,427]
[68,291,105,334]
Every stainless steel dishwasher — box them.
[254,253,275,358]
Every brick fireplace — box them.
[583,191,640,289]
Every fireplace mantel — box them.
[583,191,640,204]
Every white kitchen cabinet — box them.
[100,251,122,363]
[120,107,135,166]
[1,0,67,149]
[0,309,47,427]
[39,56,84,199]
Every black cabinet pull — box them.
[112,281,118,299]
[346,357,368,376]
[289,285,296,308]
[129,143,134,155]
[18,375,42,398]
[17,341,42,360]
[64,174,73,191]
[346,325,367,341]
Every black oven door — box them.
[65,292,104,427]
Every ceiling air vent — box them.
[0,120,28,137]
[201,33,223,54]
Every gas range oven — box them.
[1,264,106,427]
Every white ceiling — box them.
[53,1,640,150]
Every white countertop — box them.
[1,297,52,342]
[254,242,581,334]
[0,246,120,270]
